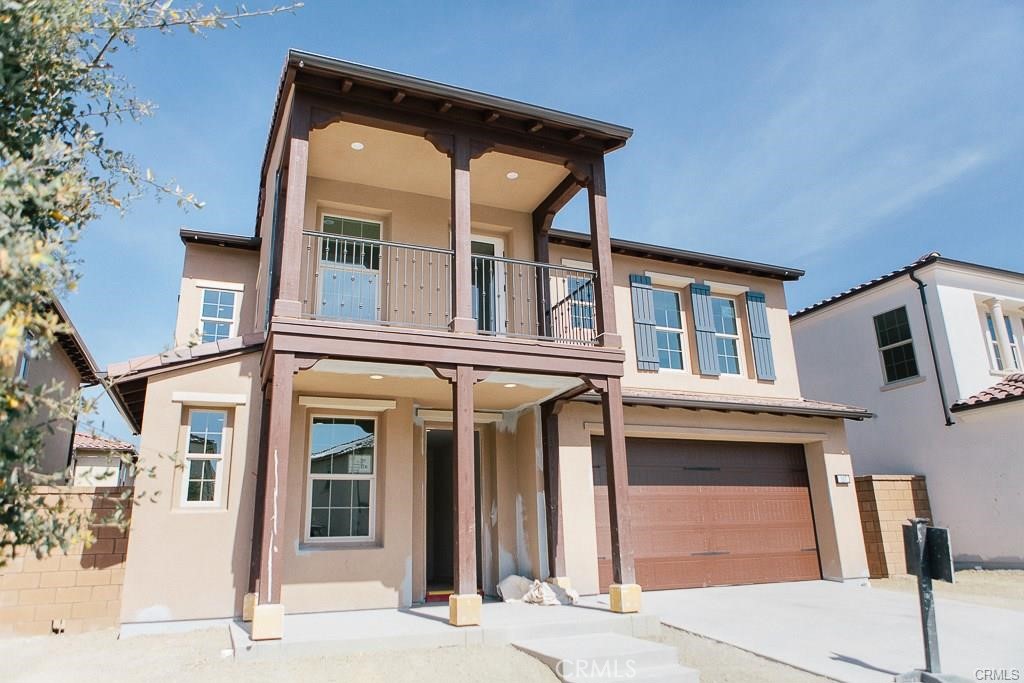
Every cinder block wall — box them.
[855,475,931,578]
[0,487,132,637]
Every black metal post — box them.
[912,518,941,674]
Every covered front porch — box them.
[245,355,639,639]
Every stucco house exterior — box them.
[107,50,870,640]
[791,252,1024,570]
[15,300,104,480]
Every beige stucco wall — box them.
[550,243,804,400]
[119,353,262,623]
[23,343,82,477]
[174,244,260,347]
[556,401,870,595]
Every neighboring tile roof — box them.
[791,252,1024,321]
[575,387,873,420]
[74,432,135,452]
[951,374,1024,413]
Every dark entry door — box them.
[593,437,820,591]
[425,430,483,591]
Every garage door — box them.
[593,438,820,591]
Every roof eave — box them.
[180,228,262,251]
[548,229,804,282]
[573,392,873,421]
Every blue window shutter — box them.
[745,291,776,381]
[690,283,721,376]
[629,274,660,372]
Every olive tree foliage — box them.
[0,0,299,562]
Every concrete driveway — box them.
[582,580,1024,682]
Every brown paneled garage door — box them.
[593,438,820,591]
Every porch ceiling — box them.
[308,121,569,213]
[292,359,582,412]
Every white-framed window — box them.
[200,289,237,343]
[1005,317,1020,370]
[653,288,684,370]
[182,409,227,506]
[306,416,376,541]
[873,306,919,383]
[985,313,1005,371]
[711,296,741,375]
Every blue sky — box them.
[69,0,1024,440]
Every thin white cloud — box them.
[641,1,1024,262]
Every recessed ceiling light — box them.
[369,374,384,380]
[503,383,518,388]
[505,171,519,180]
[350,142,365,151]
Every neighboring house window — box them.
[711,296,741,374]
[653,289,684,370]
[16,331,33,380]
[307,417,376,540]
[200,289,236,342]
[568,276,595,330]
[183,409,226,505]
[985,313,1004,371]
[873,306,919,383]
[1005,317,1020,370]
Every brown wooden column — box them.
[599,377,636,586]
[257,352,295,606]
[587,159,622,349]
[540,400,567,579]
[451,364,478,596]
[449,135,476,334]
[273,95,310,319]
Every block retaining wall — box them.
[0,486,132,637]
[855,474,931,578]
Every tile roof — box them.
[74,432,135,452]
[951,374,1024,413]
[576,387,872,420]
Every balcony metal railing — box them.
[301,231,598,345]
[303,231,452,330]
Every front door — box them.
[425,429,483,596]
[471,237,505,333]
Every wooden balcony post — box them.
[450,364,481,625]
[449,135,476,334]
[273,95,310,319]
[540,400,567,581]
[251,352,295,640]
[599,376,639,611]
[587,159,622,349]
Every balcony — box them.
[300,231,598,345]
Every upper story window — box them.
[183,409,227,506]
[711,296,741,374]
[873,306,919,383]
[985,313,1005,370]
[307,417,376,541]
[200,289,236,343]
[985,311,1021,371]
[653,289,684,370]
[568,276,596,330]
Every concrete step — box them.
[513,633,699,682]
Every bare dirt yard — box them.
[872,569,1024,612]
[0,622,836,683]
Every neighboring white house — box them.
[791,252,1024,569]
[71,432,137,487]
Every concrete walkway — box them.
[598,581,1024,683]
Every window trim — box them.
[984,312,1006,371]
[710,295,744,376]
[304,413,378,544]
[198,287,240,344]
[1005,316,1020,371]
[874,306,920,385]
[653,287,686,372]
[180,408,229,509]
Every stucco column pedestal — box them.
[242,592,257,622]
[609,583,642,613]
[449,593,482,626]
[251,603,284,640]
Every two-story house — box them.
[791,252,1024,570]
[108,50,870,641]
